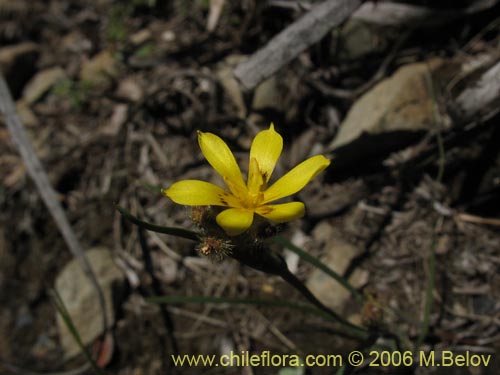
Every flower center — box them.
[242,157,267,209]
[248,191,264,208]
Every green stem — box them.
[425,71,446,182]
[148,295,329,318]
[116,206,369,340]
[417,71,443,347]
[115,204,199,241]
[147,295,367,340]
[279,268,369,340]
[273,236,364,302]
[417,224,437,347]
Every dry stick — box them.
[457,213,500,227]
[353,0,500,27]
[233,0,362,90]
[0,74,108,352]
[399,61,500,175]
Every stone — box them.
[80,50,121,87]
[215,55,247,118]
[328,60,443,167]
[22,67,66,104]
[0,42,39,97]
[252,75,283,112]
[55,247,126,359]
[337,20,387,61]
[306,222,367,311]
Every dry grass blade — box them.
[49,289,105,375]
[457,213,500,227]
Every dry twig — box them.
[234,0,362,89]
[0,74,108,366]
[353,0,500,27]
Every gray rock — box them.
[215,55,247,118]
[337,20,388,61]
[328,60,443,167]
[55,247,126,359]
[252,75,284,112]
[306,222,368,311]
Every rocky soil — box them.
[1,1,499,374]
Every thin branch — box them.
[353,0,500,27]
[234,0,362,89]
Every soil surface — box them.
[1,1,499,374]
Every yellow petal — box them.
[216,208,254,236]
[256,202,305,222]
[248,123,283,192]
[197,131,246,195]
[163,180,240,207]
[263,155,330,203]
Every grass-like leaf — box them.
[272,236,364,302]
[115,204,199,242]
[417,72,443,347]
[140,181,163,194]
[49,288,105,375]
[148,295,369,340]
[148,295,330,318]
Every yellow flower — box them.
[163,124,330,236]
